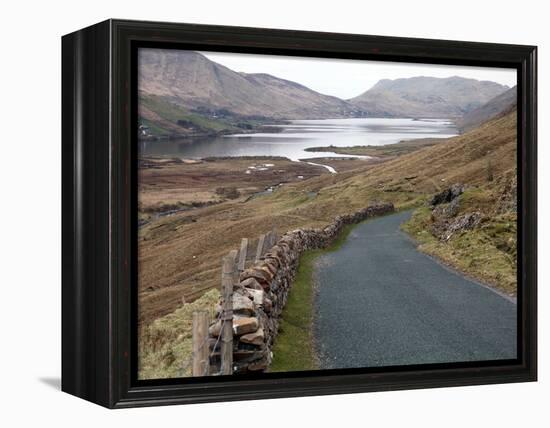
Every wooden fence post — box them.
[238,238,248,273]
[264,231,272,252]
[255,234,266,263]
[271,226,277,246]
[192,311,210,377]
[220,250,237,375]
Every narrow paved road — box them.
[314,210,517,369]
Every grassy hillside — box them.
[139,94,240,137]
[139,49,357,120]
[456,86,517,133]
[401,179,517,295]
[139,289,219,379]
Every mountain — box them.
[455,86,517,133]
[138,49,357,124]
[348,76,510,118]
[138,51,513,137]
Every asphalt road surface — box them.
[314,210,517,369]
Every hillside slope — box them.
[455,86,517,133]
[138,49,356,121]
[348,76,509,118]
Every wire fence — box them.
[176,309,224,377]
[181,226,278,378]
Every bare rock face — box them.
[429,183,465,206]
[432,212,481,241]
[428,183,481,241]
[431,197,460,220]
[496,175,518,214]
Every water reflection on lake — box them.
[139,117,458,161]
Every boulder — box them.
[247,288,265,306]
[431,197,460,220]
[240,277,263,290]
[239,327,265,346]
[429,183,464,206]
[233,317,259,335]
[240,267,273,286]
[263,258,279,275]
[232,292,255,315]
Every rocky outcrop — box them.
[428,183,482,241]
[496,175,518,214]
[431,212,481,241]
[208,203,395,373]
[429,183,464,206]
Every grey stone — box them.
[232,292,255,315]
[239,327,265,346]
[233,317,259,335]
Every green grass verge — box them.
[270,223,357,372]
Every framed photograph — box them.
[62,19,537,408]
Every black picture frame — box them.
[62,19,537,408]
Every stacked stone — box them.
[208,203,394,373]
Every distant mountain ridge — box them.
[455,86,517,133]
[348,76,509,119]
[138,49,512,137]
[139,49,358,121]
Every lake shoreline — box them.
[140,117,458,161]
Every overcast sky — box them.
[201,51,517,100]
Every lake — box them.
[140,118,458,161]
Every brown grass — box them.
[138,157,328,215]
[139,288,220,379]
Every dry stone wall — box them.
[208,203,395,373]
